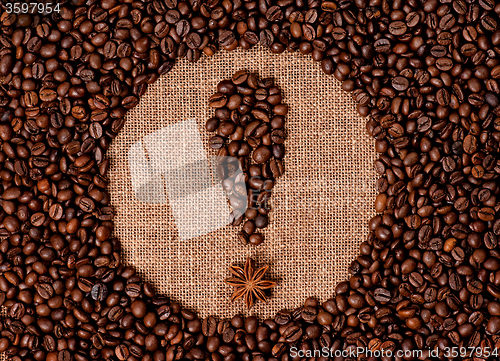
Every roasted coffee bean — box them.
[209,93,228,108]
[253,146,272,164]
[389,21,407,36]
[58,350,72,361]
[266,6,283,22]
[209,136,224,149]
[392,76,409,91]
[321,1,337,12]
[202,317,217,337]
[219,30,236,47]
[91,283,108,302]
[374,38,391,52]
[374,288,391,303]
[260,30,274,47]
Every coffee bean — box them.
[331,27,347,41]
[36,284,54,299]
[209,93,228,108]
[392,76,409,91]
[442,156,456,172]
[409,272,424,287]
[122,96,139,109]
[389,21,407,35]
[266,6,283,22]
[91,283,108,301]
[58,350,72,361]
[0,54,13,76]
[374,38,391,52]
[2,186,21,200]
[436,57,453,71]
[219,30,236,46]
[186,33,201,49]
[202,317,217,337]
[283,325,302,343]
[209,136,224,149]
[260,29,274,47]
[253,146,271,164]
[463,135,478,154]
[115,345,130,361]
[374,288,391,303]
[232,71,248,84]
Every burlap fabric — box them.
[107,44,377,319]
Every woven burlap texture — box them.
[107,44,377,319]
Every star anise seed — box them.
[224,257,277,309]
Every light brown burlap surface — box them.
[107,44,377,319]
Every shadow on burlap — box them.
[107,44,377,319]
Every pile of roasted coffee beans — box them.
[207,71,287,246]
[1,0,500,360]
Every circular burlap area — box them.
[107,45,377,319]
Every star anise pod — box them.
[224,257,277,309]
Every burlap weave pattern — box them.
[107,44,377,318]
